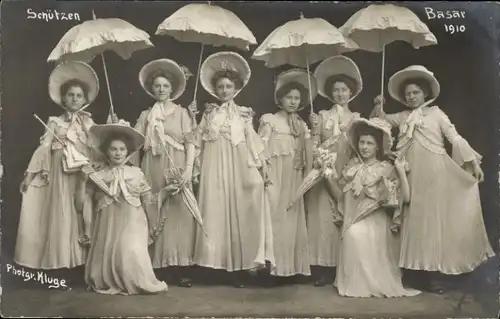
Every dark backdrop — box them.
[1,1,499,261]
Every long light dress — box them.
[334,157,421,298]
[189,101,275,272]
[85,165,168,295]
[258,112,311,277]
[14,112,96,269]
[379,106,495,274]
[133,101,198,268]
[306,107,360,267]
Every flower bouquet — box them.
[287,146,339,210]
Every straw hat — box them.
[274,68,318,110]
[139,58,187,101]
[90,121,145,155]
[200,51,251,99]
[347,117,393,155]
[388,65,440,106]
[314,55,362,103]
[48,61,99,110]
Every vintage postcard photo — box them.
[0,0,499,318]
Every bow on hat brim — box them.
[200,51,251,100]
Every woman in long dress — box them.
[188,51,275,288]
[331,117,421,298]
[14,61,101,285]
[257,69,315,284]
[132,59,197,287]
[306,56,363,286]
[371,65,495,293]
[80,121,169,295]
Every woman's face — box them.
[404,84,427,109]
[107,140,129,166]
[331,81,352,105]
[151,76,172,102]
[358,134,378,161]
[280,89,301,113]
[215,77,237,102]
[63,85,87,112]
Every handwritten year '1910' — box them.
[444,24,466,34]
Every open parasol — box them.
[251,12,358,114]
[155,2,257,115]
[48,10,154,121]
[339,3,437,106]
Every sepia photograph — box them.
[0,1,499,318]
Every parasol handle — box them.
[192,43,205,111]
[305,54,314,114]
[380,44,385,109]
[33,114,66,146]
[101,54,115,116]
[92,10,115,117]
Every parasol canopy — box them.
[339,3,437,100]
[47,17,154,63]
[155,2,257,112]
[252,12,358,113]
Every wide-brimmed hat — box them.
[200,51,251,100]
[90,121,145,156]
[274,68,318,110]
[347,117,393,155]
[314,55,362,103]
[48,61,99,110]
[388,65,440,107]
[139,58,187,101]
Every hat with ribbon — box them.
[200,51,251,100]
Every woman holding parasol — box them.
[14,61,102,285]
[371,65,495,293]
[187,51,274,288]
[306,55,363,287]
[131,59,198,288]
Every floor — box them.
[1,279,497,318]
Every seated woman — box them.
[331,117,421,298]
[77,121,169,295]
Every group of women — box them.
[14,49,495,298]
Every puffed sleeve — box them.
[129,111,149,167]
[371,108,408,128]
[136,168,153,196]
[242,107,266,168]
[258,113,274,143]
[258,113,275,162]
[379,162,403,232]
[437,108,482,166]
[179,107,201,179]
[26,117,57,176]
